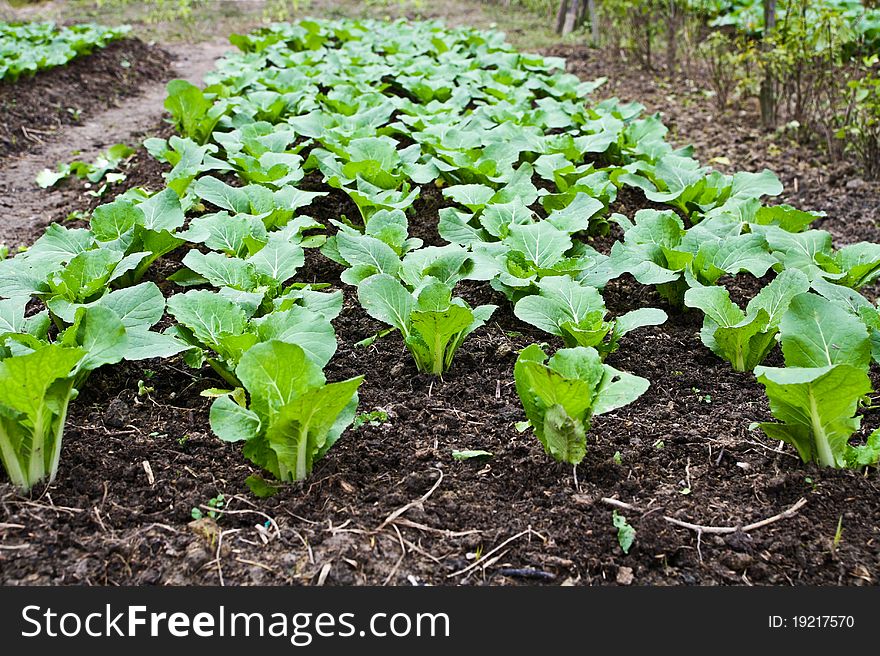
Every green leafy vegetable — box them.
[209,341,362,482]
[357,273,495,375]
[514,276,666,357]
[754,364,872,468]
[683,269,810,371]
[513,344,649,466]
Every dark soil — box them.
[0,39,172,162]
[2,42,880,587]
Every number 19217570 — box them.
[769,616,855,629]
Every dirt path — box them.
[0,40,230,248]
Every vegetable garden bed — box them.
[1,18,879,587]
[0,38,170,161]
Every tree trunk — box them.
[666,1,678,74]
[562,0,582,35]
[587,0,599,44]
[556,0,569,34]
[759,0,777,128]
[577,0,588,27]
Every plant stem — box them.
[809,391,837,468]
[207,358,242,389]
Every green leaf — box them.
[779,293,871,369]
[245,474,281,498]
[612,510,636,554]
[753,204,819,232]
[755,364,871,468]
[138,187,186,233]
[357,274,414,335]
[97,282,166,330]
[442,184,495,211]
[209,395,261,443]
[235,341,325,419]
[193,176,251,213]
[247,235,304,283]
[746,269,811,327]
[451,449,493,461]
[541,403,587,465]
[181,250,261,291]
[506,222,572,270]
[253,306,337,368]
[336,231,401,285]
[592,365,650,415]
[167,290,248,349]
[846,428,880,468]
[830,242,880,289]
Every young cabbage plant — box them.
[610,209,776,306]
[170,222,328,313]
[683,269,810,371]
[344,177,421,224]
[0,344,84,492]
[190,175,326,231]
[356,273,495,375]
[0,223,149,305]
[307,135,439,191]
[208,341,363,482]
[143,135,231,196]
[164,79,226,145]
[474,218,613,301]
[320,210,422,285]
[166,289,338,387]
[0,301,154,492]
[213,122,307,188]
[619,155,782,220]
[754,364,873,469]
[513,344,649,472]
[752,224,880,289]
[513,277,666,358]
[89,192,186,286]
[1,286,187,365]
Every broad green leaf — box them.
[209,395,261,443]
[357,273,414,334]
[755,364,871,468]
[779,293,871,369]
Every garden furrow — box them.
[0,39,230,248]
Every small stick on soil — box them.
[375,468,443,532]
[382,524,408,586]
[315,562,332,586]
[291,529,315,565]
[93,507,110,533]
[600,497,808,535]
[446,526,546,579]
[11,500,83,515]
[391,516,480,537]
[400,536,449,565]
[211,528,240,587]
